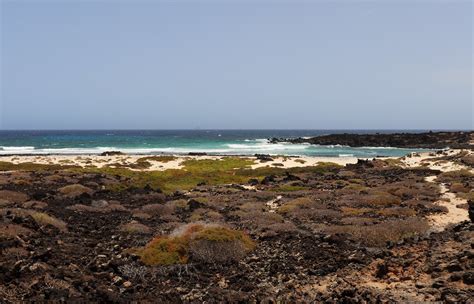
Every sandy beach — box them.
[1,149,472,173]
[0,154,363,171]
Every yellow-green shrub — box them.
[136,223,255,266]
[139,236,188,265]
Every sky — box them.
[0,0,472,130]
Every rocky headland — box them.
[270,131,474,149]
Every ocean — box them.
[0,130,429,157]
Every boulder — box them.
[100,151,124,156]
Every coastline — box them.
[0,154,362,171]
[1,149,471,171]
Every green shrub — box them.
[138,236,189,265]
[136,223,255,266]
[137,156,177,163]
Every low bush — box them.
[140,203,174,217]
[234,209,286,234]
[363,191,402,207]
[260,222,298,237]
[0,199,15,207]
[0,190,29,203]
[166,199,188,210]
[340,207,373,216]
[277,197,313,214]
[341,217,377,225]
[189,226,255,263]
[57,184,93,198]
[188,208,224,223]
[458,192,474,201]
[343,183,369,192]
[324,218,429,247]
[120,221,152,234]
[382,158,404,167]
[0,161,79,171]
[136,223,255,266]
[22,200,48,209]
[376,207,417,217]
[438,169,473,184]
[139,236,189,265]
[137,156,177,163]
[0,223,33,238]
[68,201,127,213]
[450,182,470,193]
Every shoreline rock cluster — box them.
[270,131,474,149]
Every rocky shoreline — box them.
[270,131,474,149]
[0,150,473,302]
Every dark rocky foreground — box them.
[0,152,473,302]
[270,131,474,149]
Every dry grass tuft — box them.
[30,211,68,232]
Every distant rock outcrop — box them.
[269,131,474,149]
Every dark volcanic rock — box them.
[100,151,125,156]
[255,154,274,162]
[468,200,474,222]
[270,131,474,149]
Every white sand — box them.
[425,177,470,232]
[417,150,473,232]
[400,150,473,172]
[250,155,360,169]
[0,154,363,171]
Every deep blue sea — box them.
[0,130,430,157]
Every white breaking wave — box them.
[0,143,310,156]
[0,146,235,155]
[0,142,421,156]
[226,143,308,150]
[0,146,36,151]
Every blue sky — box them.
[1,1,472,130]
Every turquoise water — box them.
[0,130,429,157]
